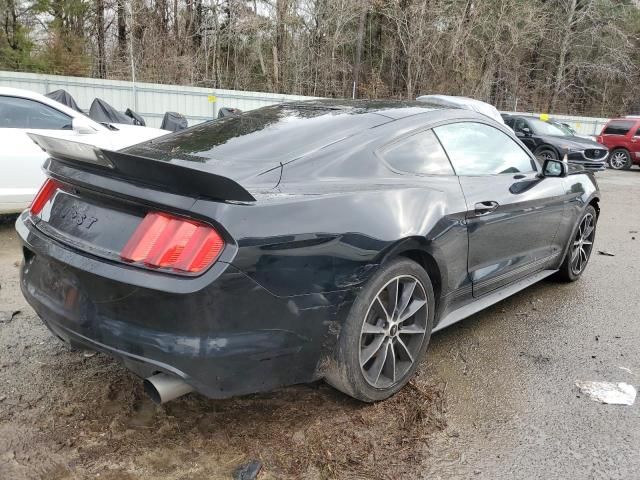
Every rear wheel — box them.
[556,206,597,282]
[608,149,631,170]
[325,258,434,402]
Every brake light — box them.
[120,212,224,274]
[30,179,60,215]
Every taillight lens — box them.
[30,179,60,215]
[120,212,224,274]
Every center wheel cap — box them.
[390,324,398,337]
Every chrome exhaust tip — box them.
[144,373,194,404]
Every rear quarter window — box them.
[381,130,454,175]
[602,120,635,135]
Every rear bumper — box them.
[17,214,353,398]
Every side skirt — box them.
[433,269,557,332]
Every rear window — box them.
[602,120,635,135]
[142,104,386,164]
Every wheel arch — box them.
[378,238,444,311]
[534,144,561,158]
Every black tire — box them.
[608,149,632,170]
[536,147,559,162]
[555,205,597,282]
[325,258,435,402]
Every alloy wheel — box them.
[359,275,428,388]
[609,151,628,170]
[570,213,595,275]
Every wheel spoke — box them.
[571,246,580,264]
[398,298,427,323]
[370,338,390,385]
[396,279,417,320]
[396,336,414,363]
[360,334,386,366]
[583,224,594,240]
[361,323,386,335]
[399,323,426,335]
[373,296,390,322]
[387,341,396,383]
[387,278,400,318]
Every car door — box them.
[512,117,539,152]
[0,95,76,209]
[434,121,566,297]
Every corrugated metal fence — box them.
[0,71,320,129]
[0,71,611,134]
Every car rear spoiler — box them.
[28,133,256,202]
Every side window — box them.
[0,96,72,129]
[602,120,634,136]
[434,122,536,175]
[382,129,454,175]
[635,128,640,137]
[514,118,529,133]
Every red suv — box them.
[597,118,640,170]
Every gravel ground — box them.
[1,169,639,479]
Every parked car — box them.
[596,118,640,170]
[0,87,169,214]
[18,100,600,404]
[502,114,608,171]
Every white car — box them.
[0,87,169,214]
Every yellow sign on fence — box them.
[207,95,217,103]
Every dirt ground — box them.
[1,169,639,479]
[0,215,446,480]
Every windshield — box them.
[550,122,575,135]
[528,118,568,136]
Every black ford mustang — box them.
[19,100,599,404]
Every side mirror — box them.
[72,116,97,135]
[522,127,532,136]
[542,159,567,178]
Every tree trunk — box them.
[352,7,367,99]
[550,0,577,112]
[116,0,127,61]
[275,0,288,93]
[96,0,106,78]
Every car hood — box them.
[537,134,607,150]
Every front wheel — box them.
[536,148,559,162]
[325,258,435,402]
[556,206,597,282]
[608,149,631,170]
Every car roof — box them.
[133,100,451,164]
[280,98,444,119]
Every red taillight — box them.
[120,212,225,274]
[30,179,60,215]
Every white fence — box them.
[0,70,611,134]
[0,71,319,128]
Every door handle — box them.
[474,201,499,216]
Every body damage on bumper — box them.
[17,214,358,398]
